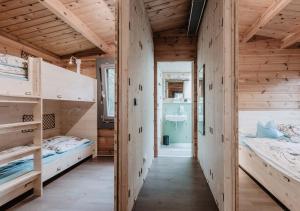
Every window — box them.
[101,64,115,121]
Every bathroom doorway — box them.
[156,61,193,157]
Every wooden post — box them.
[154,59,158,157]
[117,0,129,210]
[192,60,198,159]
[32,98,42,196]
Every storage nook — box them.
[0,55,97,206]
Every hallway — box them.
[133,157,218,211]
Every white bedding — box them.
[43,136,91,153]
[0,136,91,166]
[243,138,300,182]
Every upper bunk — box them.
[41,60,96,102]
[0,55,96,102]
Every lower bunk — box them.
[0,136,95,206]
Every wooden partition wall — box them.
[117,0,154,210]
[197,0,237,210]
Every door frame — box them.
[153,60,198,159]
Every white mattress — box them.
[243,138,300,182]
[42,136,91,153]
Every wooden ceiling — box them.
[60,0,115,46]
[144,0,192,32]
[239,0,300,48]
[0,0,115,58]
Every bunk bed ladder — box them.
[0,94,43,206]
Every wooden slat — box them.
[0,121,41,134]
[0,9,52,28]
[1,15,57,32]
[0,0,37,12]
[154,29,197,61]
[0,171,40,197]
[0,100,39,104]
[0,146,40,165]
[10,20,65,36]
[239,39,300,110]
[0,33,61,63]
[18,24,70,39]
[144,0,191,32]
[0,3,46,21]
[38,0,112,54]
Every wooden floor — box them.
[239,168,283,211]
[133,157,218,211]
[9,157,114,211]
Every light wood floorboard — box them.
[239,168,284,211]
[8,157,114,211]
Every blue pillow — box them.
[256,121,284,139]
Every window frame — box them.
[101,64,115,122]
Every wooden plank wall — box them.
[154,28,197,61]
[97,128,114,156]
[197,0,236,210]
[117,0,154,210]
[239,39,300,110]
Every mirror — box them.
[166,81,184,98]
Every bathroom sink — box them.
[165,114,187,122]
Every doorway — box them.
[156,61,193,157]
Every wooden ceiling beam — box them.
[60,48,104,59]
[241,0,292,43]
[39,0,113,55]
[281,30,300,49]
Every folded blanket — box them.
[278,124,300,143]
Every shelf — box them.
[0,94,40,99]
[0,171,40,196]
[0,146,40,165]
[0,121,41,134]
[0,100,39,104]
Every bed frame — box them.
[0,143,94,206]
[239,110,300,211]
[42,142,94,182]
[0,56,97,207]
[239,144,300,211]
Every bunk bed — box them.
[0,56,97,206]
[239,111,300,211]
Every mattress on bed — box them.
[43,136,92,154]
[0,136,94,185]
[241,137,300,182]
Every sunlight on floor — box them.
[159,143,192,157]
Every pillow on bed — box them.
[256,121,284,139]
